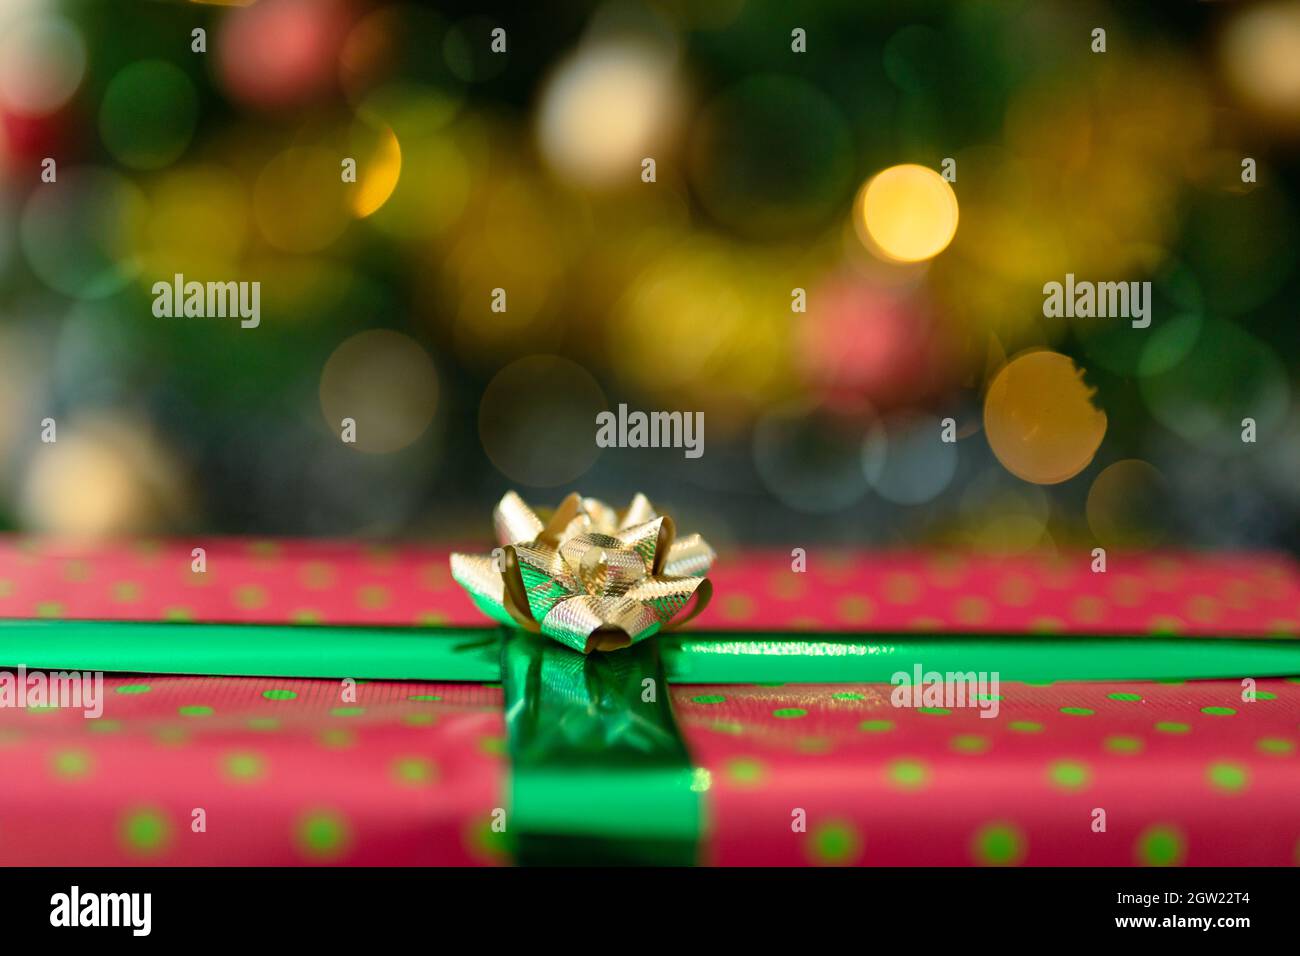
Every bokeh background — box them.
[0,0,1296,555]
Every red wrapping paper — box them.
[2,674,1296,865]
[0,538,1295,636]
[0,537,1297,865]
[0,676,507,866]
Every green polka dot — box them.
[1060,706,1094,717]
[51,749,91,779]
[115,684,151,695]
[88,719,121,735]
[120,808,171,856]
[692,694,726,705]
[1048,759,1091,791]
[223,751,265,782]
[859,719,893,733]
[772,707,807,719]
[178,705,212,718]
[1256,737,1294,755]
[951,734,990,754]
[247,717,280,732]
[1206,762,1249,794]
[808,821,862,865]
[1104,735,1144,754]
[404,712,436,727]
[1156,721,1190,735]
[972,822,1026,865]
[162,606,193,622]
[797,736,832,754]
[832,692,866,701]
[726,757,766,787]
[295,810,349,860]
[690,767,712,793]
[393,756,437,786]
[886,758,929,790]
[479,736,507,757]
[1155,678,1185,685]
[1107,692,1142,702]
[467,815,510,863]
[1252,691,1277,701]
[262,689,297,701]
[234,585,268,610]
[1200,706,1236,717]
[1136,824,1185,866]
[711,720,744,735]
[1009,721,1043,734]
[319,729,354,748]
[917,706,951,716]
[36,601,64,618]
[330,706,365,717]
[407,694,442,702]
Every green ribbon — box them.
[0,620,502,681]
[4,620,1299,683]
[502,631,700,865]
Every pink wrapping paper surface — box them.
[0,675,1296,865]
[0,537,1297,865]
[0,537,1296,636]
[0,677,508,866]
[677,679,1300,866]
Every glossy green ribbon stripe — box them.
[0,620,501,681]
[502,631,700,865]
[2,620,1298,683]
[662,633,1300,683]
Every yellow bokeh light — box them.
[141,165,249,278]
[21,416,189,535]
[1086,459,1168,549]
[537,39,680,188]
[350,123,401,219]
[984,350,1107,485]
[319,330,439,454]
[857,163,959,263]
[253,146,351,253]
[1221,1,1300,122]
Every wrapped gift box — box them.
[1,538,1297,865]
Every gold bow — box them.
[450,491,715,654]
